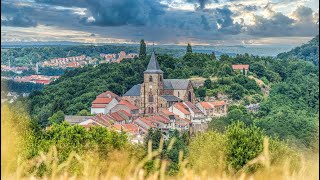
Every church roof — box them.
[144,52,163,74]
[123,84,141,96]
[163,79,190,90]
[161,95,182,102]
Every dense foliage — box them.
[1,79,44,94]
[277,35,319,65]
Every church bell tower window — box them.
[149,76,153,82]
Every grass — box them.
[1,104,319,180]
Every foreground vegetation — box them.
[2,104,318,179]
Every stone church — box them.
[122,51,195,115]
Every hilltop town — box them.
[65,52,233,143]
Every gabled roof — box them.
[92,98,113,104]
[144,52,163,74]
[113,124,139,134]
[151,115,170,124]
[135,117,156,128]
[109,112,126,121]
[91,104,107,108]
[184,101,202,113]
[64,115,93,125]
[174,102,190,115]
[198,102,214,109]
[118,100,139,110]
[163,79,190,90]
[93,114,114,127]
[161,95,182,102]
[161,109,175,116]
[210,101,226,106]
[123,84,141,96]
[118,110,132,117]
[232,64,249,70]
[97,91,119,98]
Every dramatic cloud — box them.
[1,14,37,27]
[248,6,318,37]
[1,0,319,45]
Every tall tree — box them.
[139,39,146,59]
[186,43,192,53]
[210,51,216,60]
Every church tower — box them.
[141,51,164,115]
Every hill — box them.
[277,35,319,65]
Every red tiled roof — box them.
[175,103,190,115]
[91,104,107,108]
[110,112,126,121]
[232,64,249,70]
[210,101,226,106]
[199,102,214,109]
[184,101,202,113]
[175,117,191,126]
[136,117,156,128]
[118,100,139,110]
[118,110,132,117]
[97,91,119,98]
[92,98,112,104]
[151,115,170,124]
[34,79,51,84]
[122,124,139,134]
[93,114,113,127]
[161,109,175,116]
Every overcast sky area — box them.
[1,0,319,45]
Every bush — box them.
[226,121,264,172]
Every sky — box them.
[1,0,319,45]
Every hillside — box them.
[277,35,319,65]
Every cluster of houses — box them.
[13,75,60,84]
[100,51,138,63]
[1,65,29,74]
[62,52,254,143]
[65,90,227,143]
[42,55,98,68]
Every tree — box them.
[139,39,146,59]
[77,109,91,116]
[48,110,65,125]
[204,78,212,89]
[226,121,264,172]
[210,51,216,60]
[186,43,192,53]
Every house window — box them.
[149,76,153,82]
[160,104,162,107]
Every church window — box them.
[149,94,153,102]
[160,75,162,81]
[178,92,180,97]
[149,76,153,82]
[188,91,192,102]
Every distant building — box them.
[245,103,260,113]
[232,64,249,75]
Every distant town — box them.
[1,50,139,102]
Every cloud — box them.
[247,6,318,37]
[200,15,211,30]
[1,0,319,44]
[1,14,38,27]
